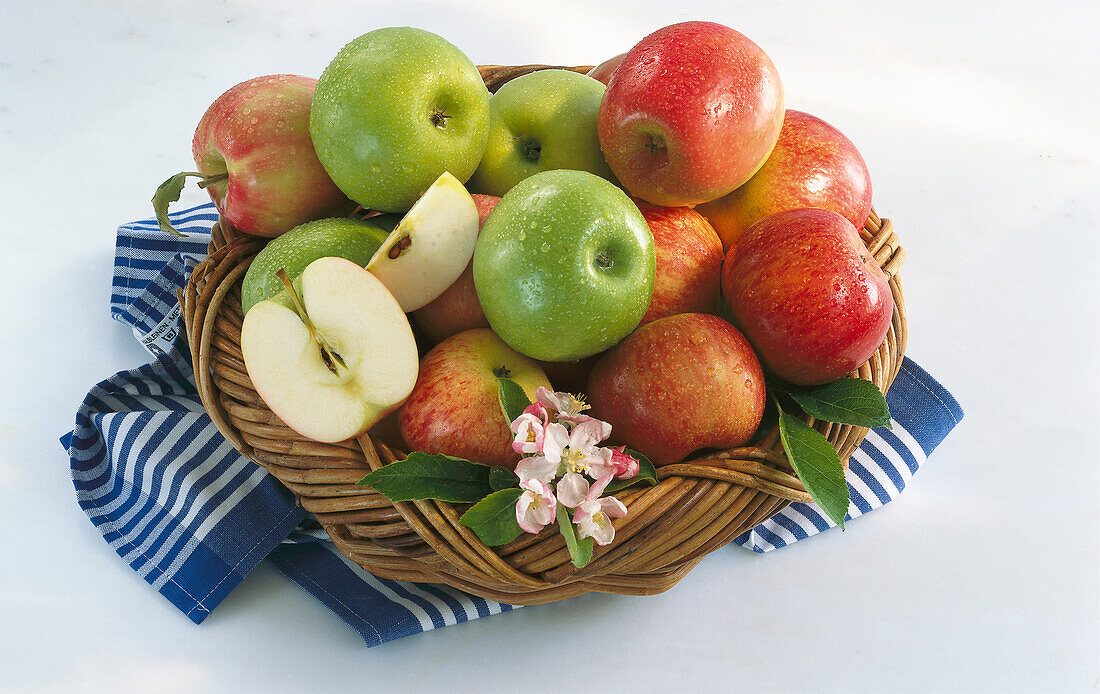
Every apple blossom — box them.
[515,456,560,485]
[510,412,548,454]
[536,387,593,424]
[515,479,557,534]
[572,477,628,546]
[608,446,640,480]
[555,472,590,508]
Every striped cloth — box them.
[64,202,962,646]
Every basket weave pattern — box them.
[179,65,908,605]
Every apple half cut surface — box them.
[366,171,479,311]
[241,256,419,443]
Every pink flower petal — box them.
[515,456,560,484]
[600,495,628,519]
[522,401,549,424]
[556,472,590,508]
[541,422,570,464]
[570,418,611,448]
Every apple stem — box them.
[196,172,229,190]
[516,136,541,162]
[644,133,666,155]
[276,268,348,377]
[429,108,451,130]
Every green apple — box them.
[468,69,614,197]
[365,172,479,311]
[472,170,655,361]
[241,217,389,315]
[310,27,490,212]
[241,257,419,443]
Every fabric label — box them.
[134,302,182,356]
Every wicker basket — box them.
[179,64,907,605]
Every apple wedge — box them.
[366,171,479,311]
[241,256,418,443]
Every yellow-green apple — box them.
[310,27,490,212]
[635,200,724,325]
[241,217,389,315]
[473,170,655,362]
[597,21,784,207]
[697,110,873,252]
[411,194,499,343]
[468,69,614,196]
[722,208,893,385]
[586,53,625,85]
[241,257,418,443]
[399,329,552,468]
[180,75,352,237]
[587,313,765,465]
[365,172,479,312]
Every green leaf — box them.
[459,488,524,546]
[603,449,659,494]
[489,465,518,491]
[497,377,532,424]
[778,412,851,529]
[557,505,594,568]
[151,171,205,237]
[787,378,892,429]
[357,451,494,503]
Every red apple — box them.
[411,194,499,343]
[399,328,552,468]
[191,75,352,237]
[635,200,724,325]
[586,53,625,85]
[597,22,784,207]
[587,313,765,465]
[722,208,893,386]
[697,109,873,253]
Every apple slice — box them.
[366,171,479,311]
[241,256,418,443]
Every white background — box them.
[2,1,1098,692]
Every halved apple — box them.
[241,256,419,443]
[366,171,479,311]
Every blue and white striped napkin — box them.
[64,202,962,646]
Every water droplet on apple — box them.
[250,116,259,125]
[540,242,550,252]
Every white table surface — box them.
[2,1,1097,691]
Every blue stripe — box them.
[848,458,891,506]
[376,576,447,629]
[771,511,811,541]
[860,437,909,492]
[873,426,920,476]
[754,524,786,550]
[791,503,831,532]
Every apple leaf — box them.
[489,465,518,491]
[458,488,524,546]
[603,449,659,494]
[498,377,532,425]
[151,171,206,237]
[557,505,594,569]
[786,378,892,429]
[778,411,851,529]
[358,452,494,503]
